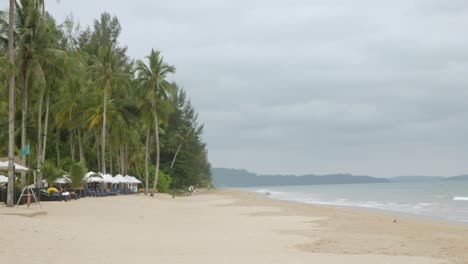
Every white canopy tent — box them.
[113,174,127,183]
[0,161,32,173]
[84,171,104,183]
[55,175,72,184]
[102,174,117,184]
[124,175,141,192]
[0,175,8,183]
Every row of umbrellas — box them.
[0,165,142,185]
[49,172,142,185]
[83,171,142,184]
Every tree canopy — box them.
[0,2,212,192]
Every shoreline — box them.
[234,183,468,225]
[1,189,467,263]
[213,189,468,262]
[250,190,468,226]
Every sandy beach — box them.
[1,189,468,264]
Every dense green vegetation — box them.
[0,1,211,193]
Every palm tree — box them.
[136,49,175,196]
[89,45,128,175]
[14,0,45,186]
[6,0,16,207]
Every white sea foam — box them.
[249,182,468,223]
[453,197,468,201]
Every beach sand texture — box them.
[1,189,467,264]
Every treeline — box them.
[0,1,211,194]
[211,168,389,187]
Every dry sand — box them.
[1,189,467,264]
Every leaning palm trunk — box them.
[55,131,61,166]
[101,93,107,174]
[144,128,150,195]
[120,145,123,175]
[20,64,29,188]
[37,84,45,171]
[109,140,113,176]
[78,129,84,162]
[151,108,160,197]
[7,0,16,206]
[170,142,183,169]
[95,131,101,172]
[41,91,51,163]
[124,144,129,175]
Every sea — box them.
[244,181,468,224]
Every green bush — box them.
[156,171,172,193]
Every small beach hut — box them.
[124,175,141,192]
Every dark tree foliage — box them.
[0,4,211,191]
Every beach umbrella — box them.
[123,175,136,183]
[0,175,8,183]
[114,174,127,183]
[83,171,96,179]
[102,173,117,183]
[0,161,32,173]
[55,175,72,184]
[86,172,104,183]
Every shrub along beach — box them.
[0,1,211,203]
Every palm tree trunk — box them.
[55,131,61,167]
[109,140,113,176]
[6,0,16,207]
[78,129,84,162]
[135,165,142,181]
[20,63,29,188]
[101,93,107,174]
[41,90,51,163]
[118,145,123,175]
[95,131,101,172]
[70,129,75,162]
[151,109,160,197]
[124,144,129,175]
[37,84,45,171]
[170,142,183,169]
[145,127,150,195]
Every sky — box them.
[7,0,468,177]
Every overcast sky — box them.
[11,0,468,176]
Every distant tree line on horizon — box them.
[0,0,211,196]
[211,168,468,188]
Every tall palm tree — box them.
[14,0,45,185]
[6,0,16,207]
[89,45,128,175]
[136,49,175,196]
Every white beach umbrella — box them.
[86,172,104,183]
[0,161,32,173]
[102,173,116,183]
[114,174,127,183]
[55,174,72,184]
[125,175,141,184]
[0,175,8,183]
[83,171,96,179]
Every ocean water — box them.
[244,181,468,223]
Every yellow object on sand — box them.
[47,187,58,193]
